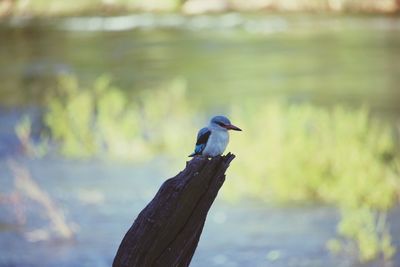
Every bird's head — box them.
[210,115,242,131]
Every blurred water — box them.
[0,14,399,118]
[1,151,398,267]
[0,154,373,267]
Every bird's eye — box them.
[217,122,225,127]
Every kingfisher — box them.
[189,115,242,157]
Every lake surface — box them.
[0,13,400,117]
[1,13,400,267]
[2,154,399,267]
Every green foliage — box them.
[8,0,181,16]
[39,75,400,262]
[44,76,97,158]
[137,77,194,158]
[15,115,48,157]
[43,75,193,160]
[226,101,399,262]
[4,0,398,16]
[337,208,396,261]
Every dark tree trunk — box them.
[113,153,236,267]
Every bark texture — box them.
[113,153,235,267]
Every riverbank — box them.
[0,0,399,18]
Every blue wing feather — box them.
[189,127,211,157]
[194,144,205,154]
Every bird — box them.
[189,115,242,157]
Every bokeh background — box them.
[1,1,400,266]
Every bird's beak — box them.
[226,124,242,131]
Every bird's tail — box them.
[188,152,198,157]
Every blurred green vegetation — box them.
[16,75,400,262]
[15,115,49,157]
[1,0,399,17]
[227,101,400,261]
[42,74,193,160]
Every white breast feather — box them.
[202,130,229,157]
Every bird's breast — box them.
[203,130,229,157]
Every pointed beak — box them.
[225,124,242,131]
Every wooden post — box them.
[113,153,235,267]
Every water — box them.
[0,156,368,267]
[0,14,400,116]
[1,13,400,267]
[1,154,399,267]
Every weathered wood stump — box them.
[113,153,235,267]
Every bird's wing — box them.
[189,127,211,156]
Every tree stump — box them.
[113,153,235,267]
